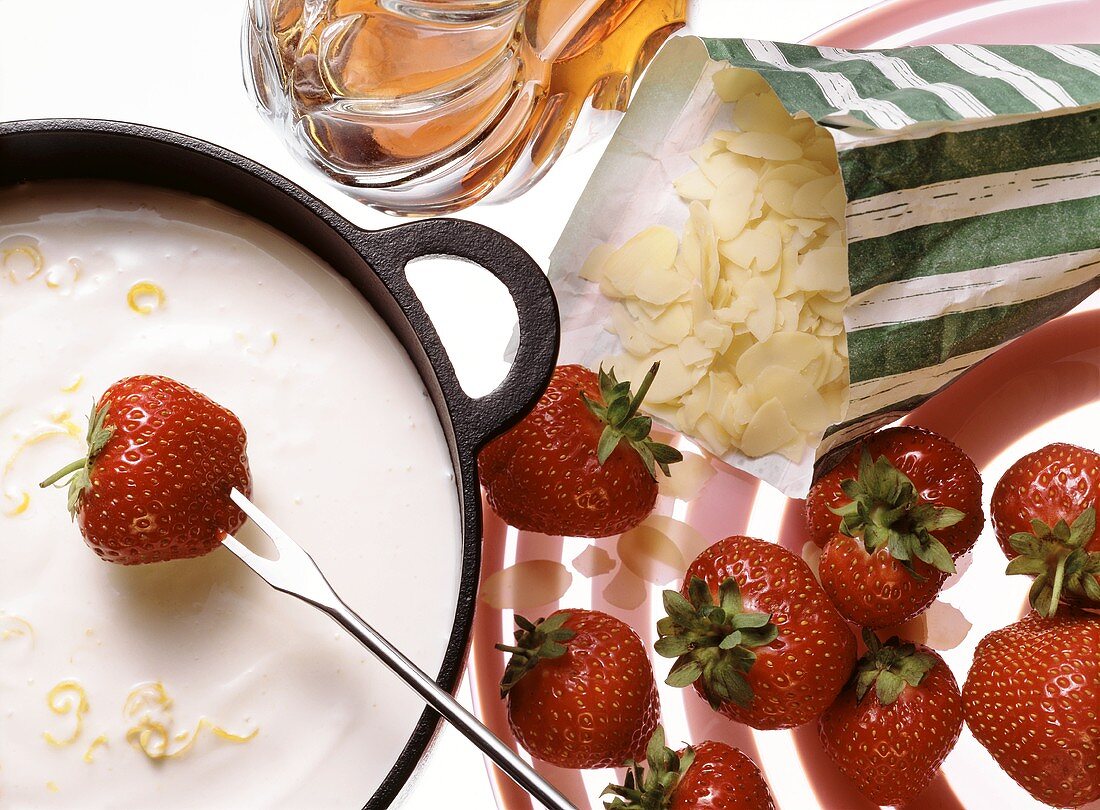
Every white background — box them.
[0,1,879,806]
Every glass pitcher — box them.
[244,0,686,215]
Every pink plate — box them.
[814,0,1100,48]
[471,4,1100,808]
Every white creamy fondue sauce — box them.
[0,182,462,807]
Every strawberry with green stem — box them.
[808,427,983,628]
[479,363,682,538]
[819,629,963,807]
[603,726,775,810]
[656,536,856,730]
[992,443,1100,617]
[497,609,660,769]
[40,375,251,565]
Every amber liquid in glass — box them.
[247,0,686,213]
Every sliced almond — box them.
[643,303,693,345]
[638,346,705,403]
[719,218,782,272]
[740,397,799,457]
[679,335,715,367]
[778,434,807,463]
[611,303,660,357]
[481,560,572,610]
[602,568,648,610]
[699,151,750,186]
[580,243,612,283]
[618,524,687,584]
[697,317,735,352]
[792,176,842,219]
[658,451,716,501]
[754,366,830,434]
[690,139,724,168]
[808,295,846,323]
[582,75,851,469]
[713,67,769,102]
[674,168,717,201]
[793,244,848,293]
[642,515,711,563]
[732,91,793,136]
[743,277,778,342]
[736,331,824,383]
[695,413,735,455]
[708,168,757,242]
[801,541,823,581]
[803,133,839,165]
[921,600,973,651]
[572,545,615,578]
[725,131,803,162]
[684,201,721,298]
[602,226,679,296]
[634,266,692,306]
[822,181,848,224]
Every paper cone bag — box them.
[550,36,1100,496]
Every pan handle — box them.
[357,218,559,452]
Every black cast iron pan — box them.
[0,118,560,808]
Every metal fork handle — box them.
[320,598,576,810]
[221,490,575,810]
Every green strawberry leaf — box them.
[39,399,115,520]
[496,612,576,696]
[827,446,968,580]
[601,727,695,810]
[1006,505,1100,617]
[583,363,682,480]
[854,630,937,706]
[655,576,776,710]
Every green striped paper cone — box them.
[549,36,1100,497]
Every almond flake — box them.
[674,168,717,201]
[708,169,757,241]
[725,131,803,162]
[602,568,648,610]
[481,560,572,610]
[713,67,769,102]
[572,546,615,578]
[658,452,716,501]
[580,243,612,282]
[740,397,798,457]
[618,524,686,584]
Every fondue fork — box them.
[220,489,576,810]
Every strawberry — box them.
[603,727,775,810]
[479,363,681,538]
[806,426,984,556]
[655,536,856,730]
[40,375,251,565]
[819,531,947,628]
[497,609,660,769]
[819,630,963,806]
[807,427,982,628]
[991,443,1100,617]
[963,610,1100,808]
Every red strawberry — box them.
[819,630,963,806]
[991,443,1100,616]
[655,536,856,730]
[819,533,948,628]
[603,727,775,810]
[497,609,660,769]
[807,426,984,556]
[40,375,251,565]
[479,363,681,538]
[807,428,982,628]
[963,610,1100,808]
